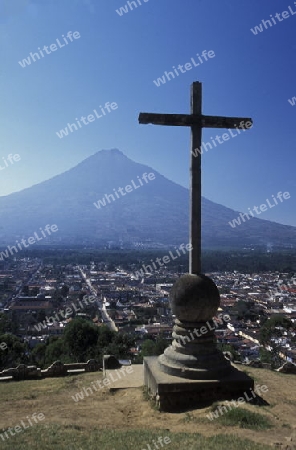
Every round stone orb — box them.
[170,274,220,322]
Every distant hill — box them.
[0,148,296,249]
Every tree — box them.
[259,347,272,364]
[154,335,169,355]
[37,310,47,324]
[138,335,169,361]
[30,343,47,367]
[95,325,113,345]
[60,285,69,298]
[217,343,240,361]
[0,313,13,334]
[259,314,293,368]
[63,318,99,362]
[104,333,135,359]
[0,334,27,370]
[44,337,71,365]
[234,300,251,320]
[140,339,156,357]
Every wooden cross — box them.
[138,81,253,275]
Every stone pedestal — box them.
[144,274,254,411]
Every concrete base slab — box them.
[106,364,144,390]
[144,356,254,412]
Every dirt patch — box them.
[0,366,295,449]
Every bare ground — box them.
[0,365,295,449]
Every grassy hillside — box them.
[0,366,295,450]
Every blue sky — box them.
[1,0,296,225]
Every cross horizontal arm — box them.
[203,115,253,129]
[138,113,253,129]
[139,113,196,127]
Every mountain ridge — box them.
[0,149,295,249]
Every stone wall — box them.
[0,359,101,381]
[276,362,296,374]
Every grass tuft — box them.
[0,426,273,450]
[215,407,273,430]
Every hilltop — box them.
[0,365,295,449]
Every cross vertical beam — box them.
[190,82,202,275]
[138,81,252,277]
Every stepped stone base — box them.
[144,357,254,412]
